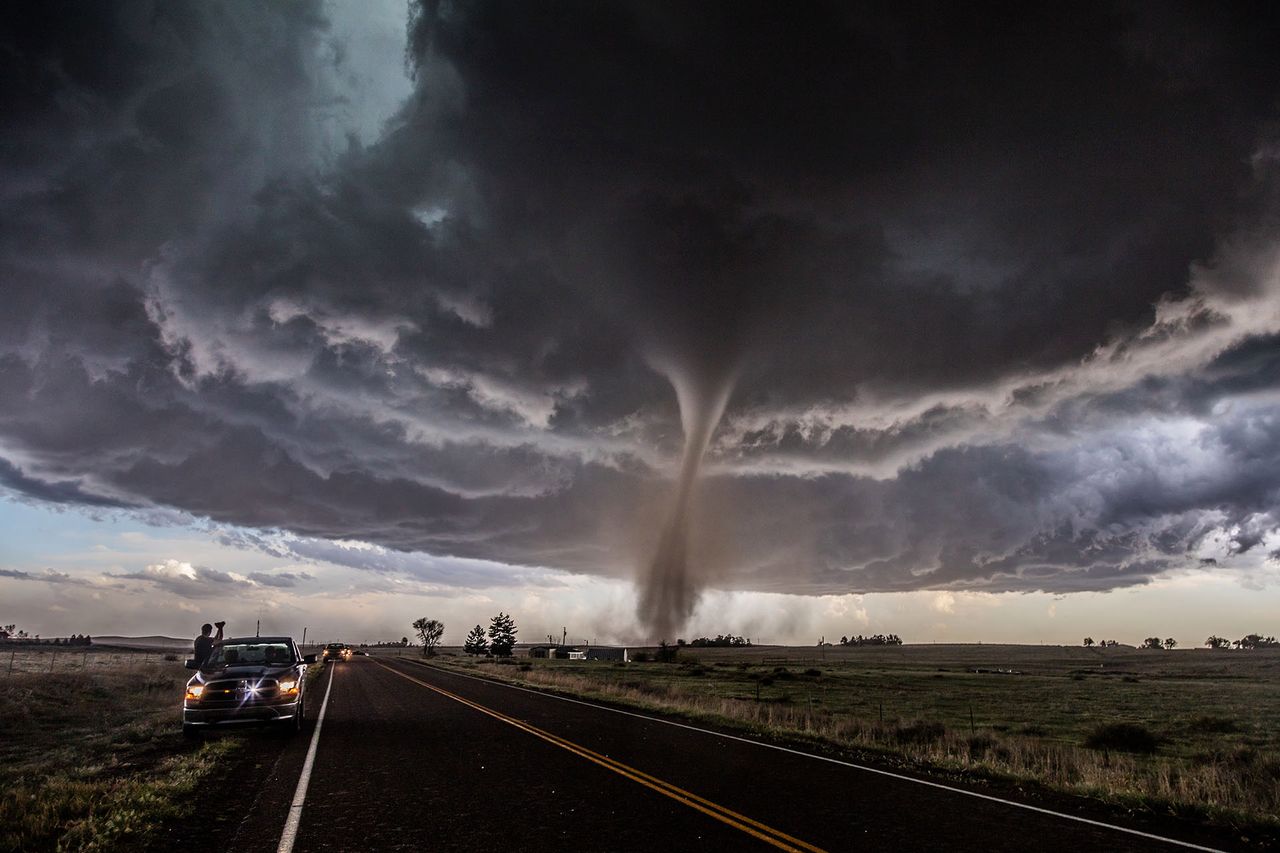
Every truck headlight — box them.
[185,684,204,700]
[279,679,299,695]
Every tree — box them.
[488,612,518,657]
[1083,637,1094,647]
[400,637,409,646]
[1141,637,1163,649]
[1205,635,1229,649]
[412,618,445,657]
[463,624,488,656]
[1163,637,1177,650]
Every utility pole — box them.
[302,626,308,647]
[256,619,260,637]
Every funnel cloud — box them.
[640,364,737,638]
[3,1,1280,631]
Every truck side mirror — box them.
[303,654,317,664]
[184,659,199,669]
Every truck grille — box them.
[200,678,280,700]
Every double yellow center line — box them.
[375,660,827,853]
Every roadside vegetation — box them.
[0,649,235,852]
[428,644,1280,840]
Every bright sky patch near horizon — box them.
[2,1,1280,645]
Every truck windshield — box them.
[206,642,293,666]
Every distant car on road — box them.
[322,642,352,663]
[183,636,315,737]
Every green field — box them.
[0,649,237,852]
[430,644,1280,836]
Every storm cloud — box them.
[3,1,1280,630]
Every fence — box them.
[1,647,186,678]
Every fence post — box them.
[50,648,57,673]
[82,650,89,670]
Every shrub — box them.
[894,721,947,745]
[631,651,651,663]
[1084,722,1159,754]
[1186,715,1240,734]
[803,668,822,678]
[967,734,996,760]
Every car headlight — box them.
[279,679,299,695]
[185,684,204,700]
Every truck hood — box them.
[195,663,296,680]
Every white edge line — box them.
[277,663,336,853]
[394,658,1224,853]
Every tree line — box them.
[1,624,92,645]
[1085,634,1278,649]
[680,634,752,647]
[839,634,903,646]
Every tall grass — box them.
[0,659,237,852]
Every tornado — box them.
[638,364,736,640]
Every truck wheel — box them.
[278,700,304,737]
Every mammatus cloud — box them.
[2,2,1280,633]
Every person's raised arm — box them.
[214,621,225,642]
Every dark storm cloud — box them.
[0,456,130,508]
[2,0,1280,620]
[247,570,313,589]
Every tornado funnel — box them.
[638,365,735,640]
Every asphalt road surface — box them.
[221,656,1236,853]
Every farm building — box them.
[585,647,629,662]
[526,645,628,661]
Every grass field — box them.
[0,649,236,852]
[426,644,1280,838]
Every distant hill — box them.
[92,635,189,650]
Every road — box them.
[221,656,1233,853]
